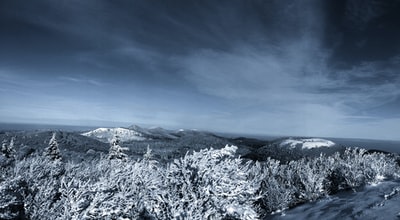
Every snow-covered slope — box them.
[82,125,180,143]
[81,127,146,143]
[280,138,335,149]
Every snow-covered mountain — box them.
[81,127,146,143]
[279,138,336,149]
[81,125,182,143]
[244,137,341,162]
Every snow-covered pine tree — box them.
[143,145,153,160]
[108,135,128,160]
[8,137,15,158]
[1,137,15,158]
[1,139,8,157]
[45,132,62,160]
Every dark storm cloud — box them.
[1,0,328,87]
[324,0,400,67]
[0,1,326,57]
[1,0,400,139]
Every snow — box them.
[271,180,400,220]
[376,174,386,181]
[81,127,146,143]
[280,138,335,149]
[81,125,179,143]
[226,206,235,214]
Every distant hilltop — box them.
[81,125,211,143]
[279,138,336,149]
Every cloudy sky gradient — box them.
[1,0,400,140]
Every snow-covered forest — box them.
[1,132,399,219]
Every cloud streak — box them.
[59,76,104,87]
[175,42,400,139]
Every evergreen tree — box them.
[1,138,15,158]
[1,139,8,156]
[45,132,62,160]
[143,145,153,160]
[108,135,128,160]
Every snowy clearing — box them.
[280,138,336,149]
[81,127,146,143]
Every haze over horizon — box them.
[1,0,400,140]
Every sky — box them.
[0,0,400,140]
